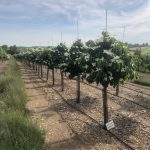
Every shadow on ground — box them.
[45,111,139,149]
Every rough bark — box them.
[76,75,80,103]
[102,85,108,129]
[36,63,37,73]
[52,68,55,85]
[61,71,64,91]
[41,65,43,78]
[116,83,119,96]
[38,64,40,75]
[47,66,49,81]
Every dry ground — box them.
[23,65,150,150]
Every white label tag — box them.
[106,120,115,130]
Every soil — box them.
[23,65,150,150]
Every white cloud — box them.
[0,0,150,45]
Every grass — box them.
[141,47,150,54]
[133,80,150,86]
[129,46,150,55]
[0,59,45,150]
[0,62,26,112]
[133,72,150,87]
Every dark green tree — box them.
[2,45,8,52]
[55,43,68,91]
[8,45,18,55]
[85,32,136,129]
[86,40,96,48]
[61,39,88,103]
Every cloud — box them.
[0,0,150,46]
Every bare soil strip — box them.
[23,66,131,149]
[39,66,150,150]
[23,67,86,150]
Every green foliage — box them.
[55,43,68,68]
[133,72,150,86]
[8,45,18,55]
[85,40,96,47]
[35,47,60,69]
[0,60,25,111]
[2,45,8,51]
[0,59,45,150]
[134,50,150,72]
[0,47,9,60]
[49,48,60,69]
[61,39,88,78]
[133,80,150,86]
[85,32,136,87]
[39,49,51,66]
[0,111,45,150]
[14,33,138,127]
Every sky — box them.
[0,0,150,46]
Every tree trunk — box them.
[102,85,108,129]
[76,75,80,103]
[41,65,43,78]
[32,62,34,70]
[116,83,119,96]
[38,64,40,76]
[47,66,49,81]
[61,71,64,91]
[33,62,35,70]
[29,61,31,67]
[36,63,37,72]
[52,68,55,85]
[34,62,36,70]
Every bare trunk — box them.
[76,75,80,103]
[116,83,119,96]
[36,63,37,72]
[38,64,40,76]
[32,62,34,70]
[41,65,43,78]
[61,71,64,91]
[28,61,30,67]
[102,85,108,129]
[47,66,49,81]
[52,68,55,85]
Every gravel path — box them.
[40,67,150,150]
[23,65,130,149]
[23,67,86,150]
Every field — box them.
[133,72,150,86]
[129,46,150,86]
[21,63,150,150]
[129,46,150,55]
